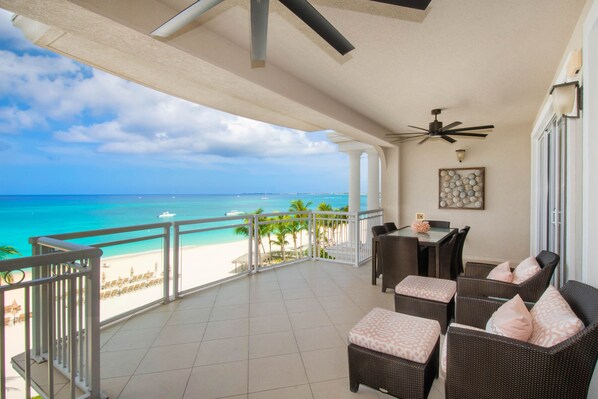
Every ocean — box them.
[0,194,365,257]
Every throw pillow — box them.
[529,285,584,347]
[512,256,541,284]
[486,294,533,341]
[487,261,513,283]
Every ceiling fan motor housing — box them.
[429,120,443,133]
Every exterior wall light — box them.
[549,81,582,119]
[455,149,466,163]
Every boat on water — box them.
[225,210,245,216]
[158,211,176,218]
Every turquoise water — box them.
[0,194,364,257]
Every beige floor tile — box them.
[101,348,147,378]
[317,295,354,311]
[250,280,281,292]
[152,322,207,346]
[334,323,355,344]
[310,285,344,297]
[325,306,365,325]
[100,376,130,399]
[249,331,298,359]
[120,311,173,331]
[311,377,379,399]
[250,289,284,303]
[215,293,249,307]
[250,301,287,317]
[167,307,212,326]
[282,288,316,300]
[249,353,308,393]
[176,293,216,309]
[248,385,313,399]
[249,314,292,335]
[119,368,191,399]
[294,326,345,352]
[136,342,199,374]
[210,303,250,321]
[203,318,249,341]
[289,310,332,330]
[184,361,248,399]
[301,347,349,383]
[195,336,249,366]
[284,297,323,314]
[278,279,311,291]
[101,327,161,352]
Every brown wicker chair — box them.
[447,280,598,399]
[424,220,450,228]
[371,225,387,283]
[383,222,398,232]
[379,235,427,293]
[457,250,559,302]
[454,226,470,275]
[437,233,458,280]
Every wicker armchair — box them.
[424,220,450,228]
[454,226,470,275]
[371,225,387,283]
[383,222,398,232]
[446,280,598,399]
[379,235,427,293]
[457,250,559,302]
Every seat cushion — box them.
[529,285,585,347]
[349,307,440,364]
[487,261,513,283]
[395,275,457,304]
[512,256,541,284]
[486,294,533,341]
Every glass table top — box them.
[386,226,455,245]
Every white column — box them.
[366,149,380,210]
[346,150,362,212]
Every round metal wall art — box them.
[438,167,485,210]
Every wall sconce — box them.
[455,149,466,163]
[549,81,582,118]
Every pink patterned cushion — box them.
[441,323,486,375]
[487,261,513,283]
[512,257,541,284]
[529,286,585,347]
[349,307,440,364]
[395,275,456,303]
[486,295,533,341]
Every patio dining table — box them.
[371,226,457,285]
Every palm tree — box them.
[285,217,303,258]
[0,245,21,284]
[270,230,289,261]
[289,199,312,250]
[234,208,267,254]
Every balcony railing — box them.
[0,208,382,398]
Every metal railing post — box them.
[163,225,171,302]
[308,212,313,259]
[253,215,260,273]
[172,224,180,299]
[88,255,101,399]
[354,213,360,267]
[248,217,253,275]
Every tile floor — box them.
[98,260,446,399]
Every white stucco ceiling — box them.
[0,0,586,147]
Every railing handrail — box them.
[0,246,102,272]
[357,208,384,216]
[33,222,171,242]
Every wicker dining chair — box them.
[371,225,387,280]
[446,280,598,399]
[436,232,458,280]
[383,222,398,232]
[454,226,470,275]
[424,220,450,228]
[378,235,427,292]
[457,250,559,302]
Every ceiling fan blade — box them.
[441,136,457,144]
[418,136,431,145]
[151,0,224,37]
[391,136,425,143]
[444,125,495,133]
[440,121,462,132]
[369,0,431,10]
[445,132,488,138]
[278,0,355,55]
[250,0,269,62]
[385,132,426,136]
[407,125,430,132]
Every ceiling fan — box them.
[151,0,432,65]
[385,109,495,145]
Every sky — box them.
[0,9,368,195]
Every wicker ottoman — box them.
[348,308,440,399]
[395,275,456,334]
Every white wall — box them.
[398,122,532,263]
